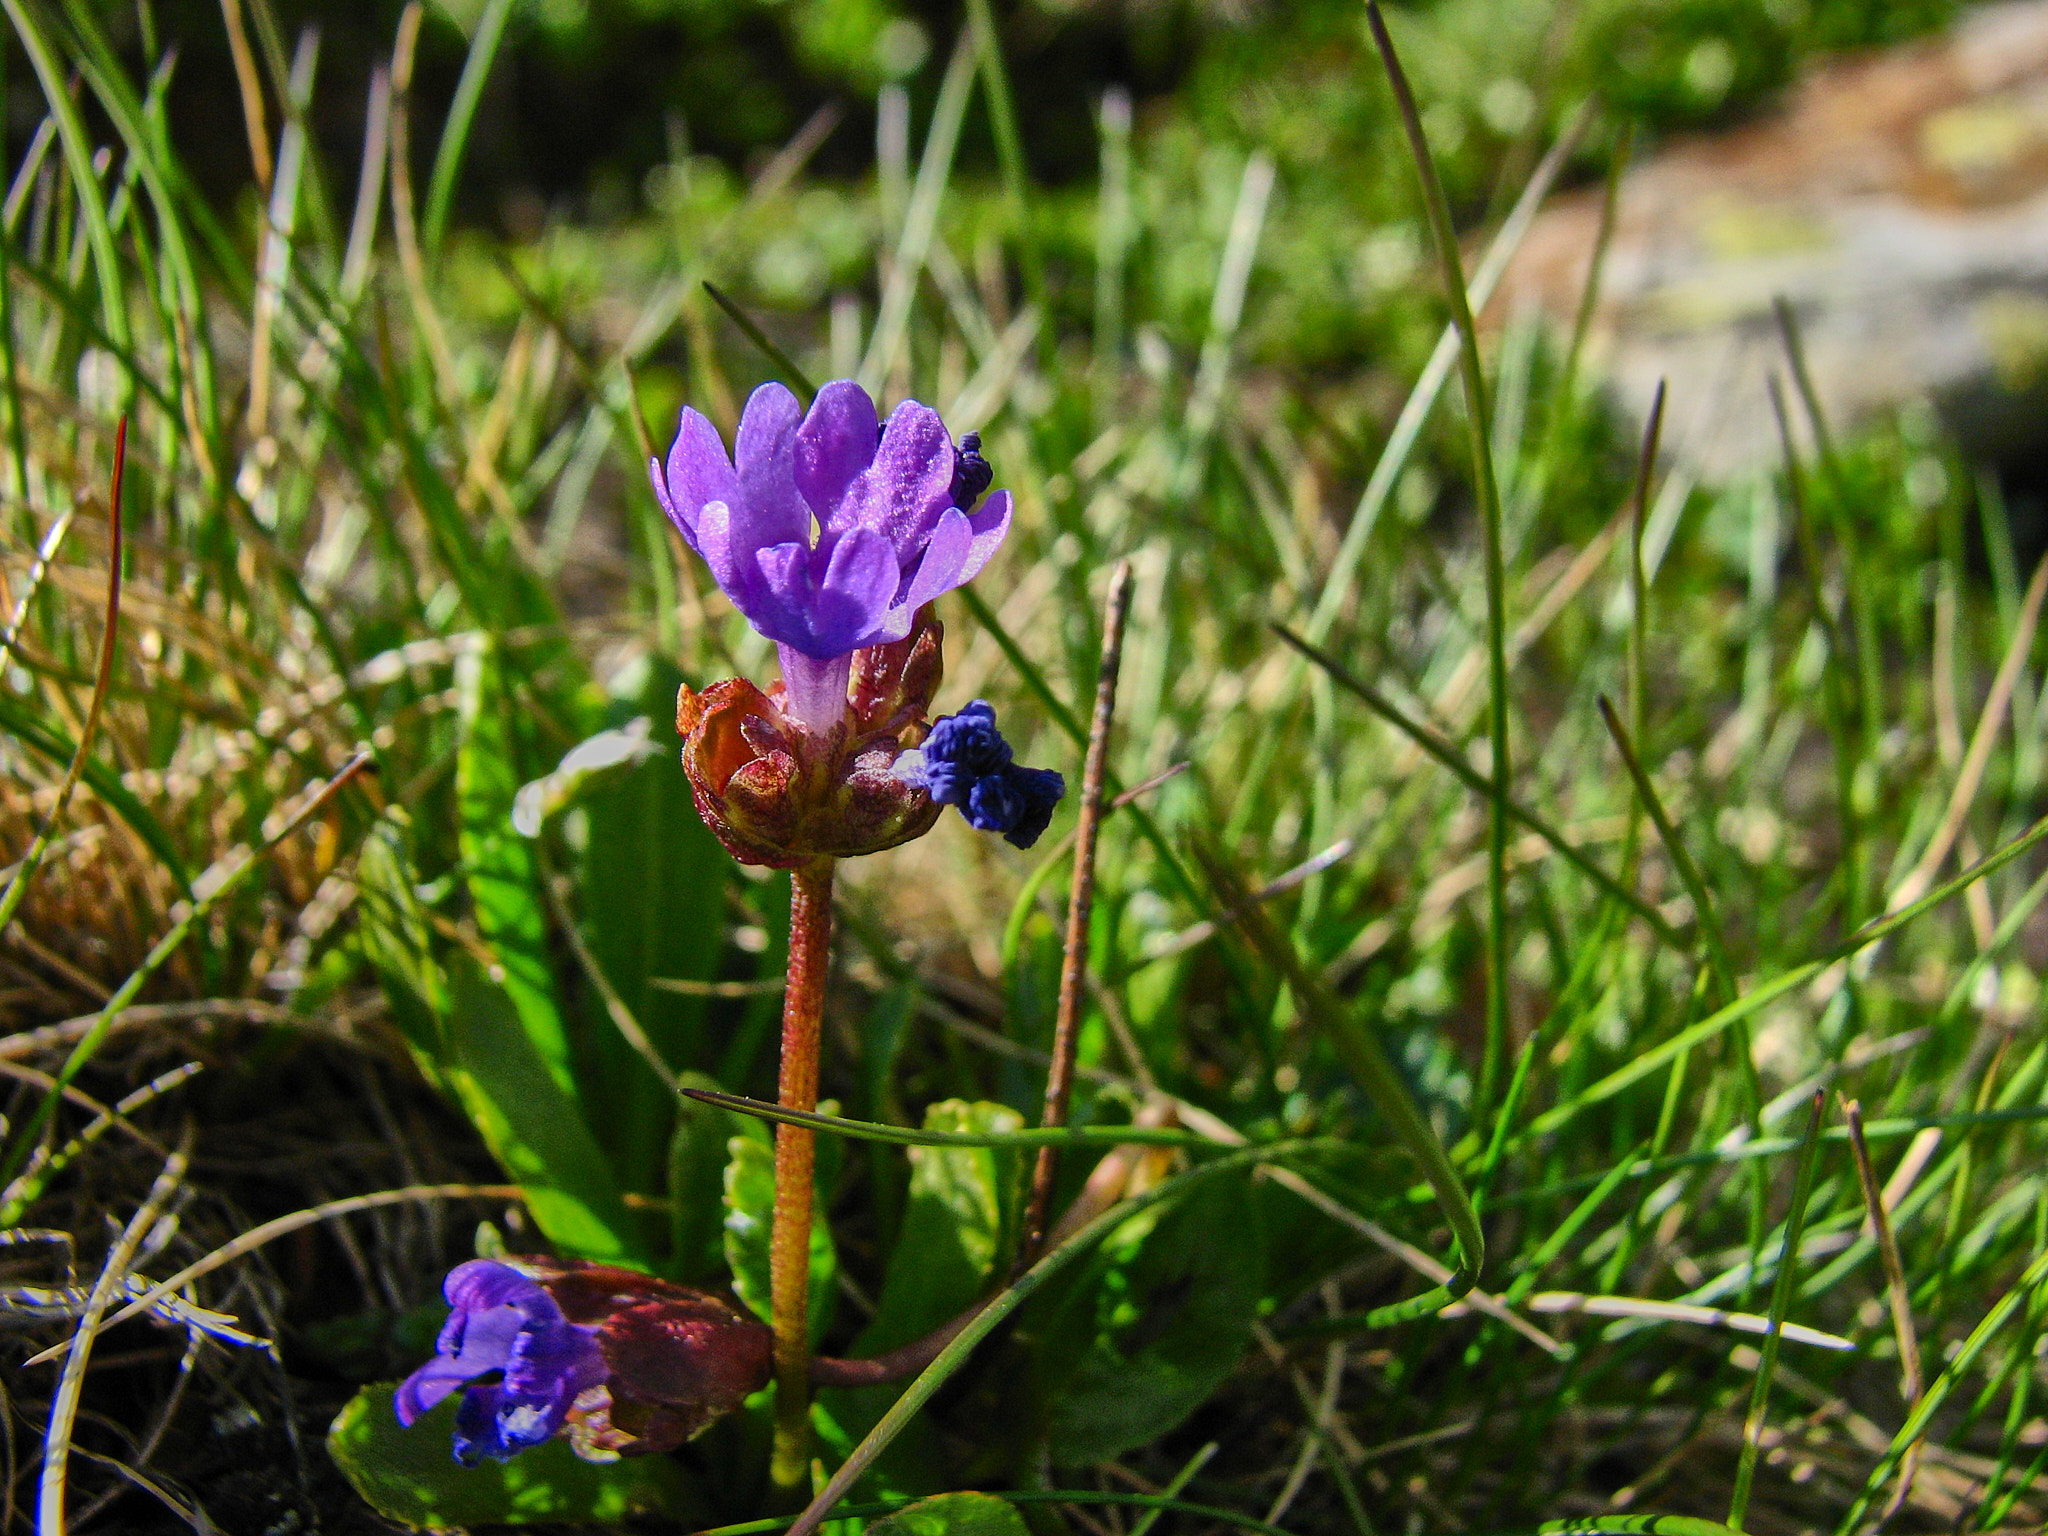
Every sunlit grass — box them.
[1,2,2045,1530]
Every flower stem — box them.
[769,858,834,1498]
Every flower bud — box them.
[675,609,947,868]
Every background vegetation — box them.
[3,0,2046,1532]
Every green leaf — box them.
[354,820,452,1087]
[327,1383,700,1529]
[455,640,580,1103]
[670,1070,743,1285]
[859,1100,1020,1354]
[442,954,638,1263]
[579,667,729,1199]
[866,1493,1031,1536]
[1035,1172,1268,1467]
[353,803,635,1263]
[723,1124,835,1345]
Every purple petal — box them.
[748,541,813,647]
[734,384,811,551]
[443,1260,549,1316]
[700,499,773,619]
[795,381,880,534]
[396,1304,518,1423]
[843,401,956,564]
[894,507,974,616]
[957,488,1012,586]
[658,409,740,554]
[396,1262,551,1427]
[809,526,898,655]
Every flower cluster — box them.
[396,1259,770,1464]
[651,380,1064,864]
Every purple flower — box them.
[898,700,1066,849]
[652,381,1011,731]
[395,1260,606,1465]
[396,1258,774,1463]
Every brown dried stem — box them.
[1019,561,1133,1270]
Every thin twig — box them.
[1019,561,1133,1269]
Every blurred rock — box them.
[1499,0,2048,478]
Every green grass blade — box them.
[703,280,816,404]
[1199,843,1484,1294]
[1727,1091,1828,1529]
[1273,623,1680,945]
[679,1088,1219,1150]
[423,0,513,255]
[1362,0,1512,1119]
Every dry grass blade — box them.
[1020,561,1133,1268]
[25,1183,523,1367]
[1841,1096,1923,1518]
[0,418,125,943]
[0,505,76,666]
[37,1131,189,1536]
[0,752,376,1212]
[1524,1292,1851,1351]
[1138,837,1354,966]
[544,873,678,1093]
[1887,552,2048,916]
[0,1062,198,1209]
[1264,1164,1565,1357]
[0,1000,313,1061]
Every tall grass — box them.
[3,1,2048,1530]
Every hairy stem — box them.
[769,858,834,1498]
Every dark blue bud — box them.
[921,701,1012,807]
[999,765,1065,849]
[915,702,1064,848]
[963,771,1023,836]
[950,432,993,514]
